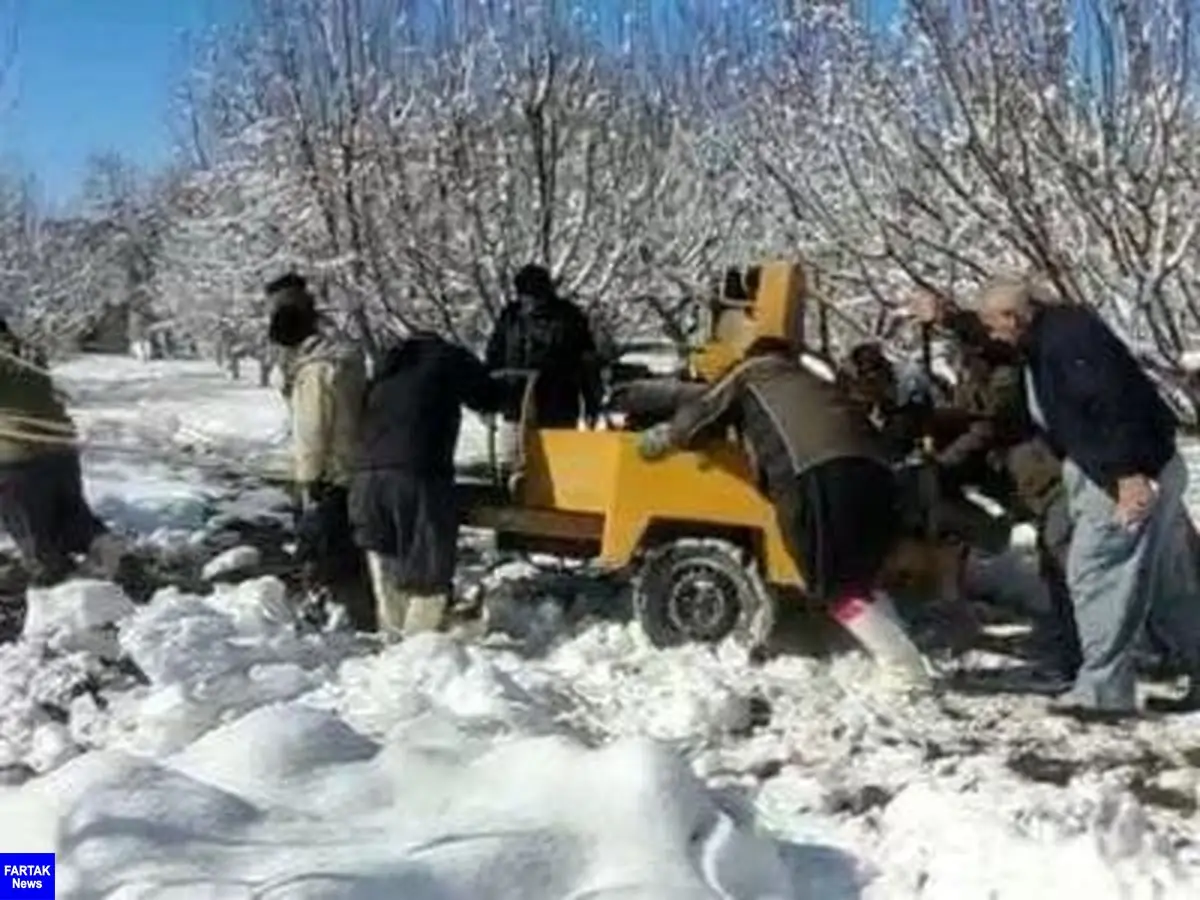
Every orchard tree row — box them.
[3,0,1200,374]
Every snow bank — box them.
[1,591,796,899]
[0,640,95,773]
[22,580,134,655]
[0,577,364,772]
[1,581,140,774]
[102,578,364,757]
[2,579,1198,898]
[868,781,1187,899]
[2,720,792,899]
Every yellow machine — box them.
[459,260,950,649]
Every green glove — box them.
[638,423,674,460]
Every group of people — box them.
[917,279,1200,717]
[271,264,1200,720]
[0,260,1191,723]
[637,272,1199,719]
[266,265,602,640]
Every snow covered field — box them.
[0,355,1198,899]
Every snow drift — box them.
[7,717,793,899]
[0,581,793,899]
[0,576,1195,899]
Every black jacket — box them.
[356,334,501,477]
[484,295,603,425]
[1022,304,1176,488]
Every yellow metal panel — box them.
[604,433,802,586]
[753,261,806,343]
[689,342,739,383]
[512,429,803,588]
[520,429,621,513]
[686,260,806,383]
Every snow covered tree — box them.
[149,0,1200,371]
[733,0,1200,361]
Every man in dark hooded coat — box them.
[350,332,503,638]
[484,264,603,472]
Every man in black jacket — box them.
[484,264,603,472]
[349,332,502,639]
[967,275,1200,716]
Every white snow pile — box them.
[22,580,135,655]
[0,581,794,898]
[0,576,1195,898]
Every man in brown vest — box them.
[639,335,931,691]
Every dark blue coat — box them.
[1022,304,1176,489]
[484,296,603,426]
[355,334,501,477]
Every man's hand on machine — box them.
[637,423,674,460]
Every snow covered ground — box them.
[55,355,493,538]
[0,354,1198,899]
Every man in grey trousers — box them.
[963,275,1200,719]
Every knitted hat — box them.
[266,273,317,347]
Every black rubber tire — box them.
[634,539,774,650]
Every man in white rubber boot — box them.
[350,332,502,641]
[363,554,446,638]
[638,326,931,692]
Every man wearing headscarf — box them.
[266,273,371,629]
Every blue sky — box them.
[2,0,903,211]
[0,0,238,209]
[0,0,1093,211]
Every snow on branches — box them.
[732,0,1200,359]
[7,0,1200,367]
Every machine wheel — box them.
[634,539,776,651]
